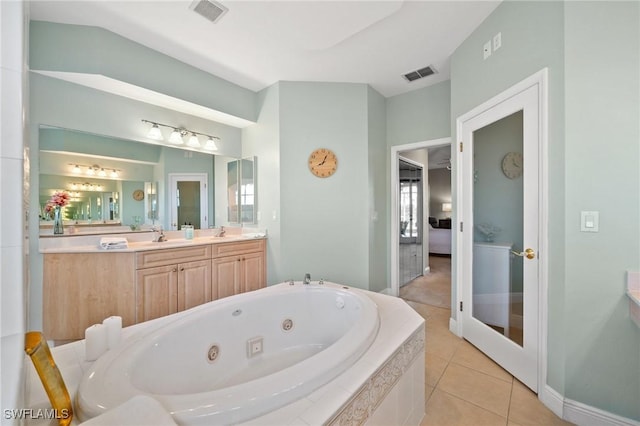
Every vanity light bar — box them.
[69,182,104,191]
[69,164,120,178]
[142,119,220,151]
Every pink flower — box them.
[48,191,70,208]
[44,191,70,218]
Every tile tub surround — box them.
[25,286,425,425]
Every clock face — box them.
[132,189,145,201]
[308,148,338,178]
[501,152,523,179]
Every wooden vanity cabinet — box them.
[43,252,136,341]
[135,245,211,322]
[42,238,266,341]
[212,239,266,299]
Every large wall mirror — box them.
[38,126,255,234]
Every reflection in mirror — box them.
[227,160,239,223]
[241,157,257,224]
[38,126,255,233]
[226,157,257,224]
[168,173,207,230]
[144,182,158,226]
[39,172,122,226]
[472,110,524,347]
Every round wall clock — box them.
[132,189,145,201]
[308,148,338,178]
[501,152,523,179]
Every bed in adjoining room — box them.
[428,224,451,255]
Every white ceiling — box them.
[29,0,500,99]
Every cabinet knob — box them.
[180,267,185,271]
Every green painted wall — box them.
[451,0,567,395]
[451,0,640,420]
[242,83,282,284]
[30,21,256,122]
[367,86,388,293]
[563,1,640,419]
[386,80,451,146]
[278,82,371,289]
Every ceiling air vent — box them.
[403,65,437,82]
[190,0,228,24]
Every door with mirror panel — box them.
[460,78,542,392]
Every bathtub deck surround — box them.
[25,282,425,425]
[40,229,268,341]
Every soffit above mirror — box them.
[32,70,255,129]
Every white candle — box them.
[85,324,108,361]
[103,316,122,349]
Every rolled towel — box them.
[79,395,177,426]
[99,237,129,250]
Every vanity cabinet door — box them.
[212,256,242,299]
[241,251,266,293]
[211,239,267,299]
[136,265,178,323]
[178,259,212,311]
[43,252,136,342]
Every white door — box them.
[458,74,544,391]
[168,173,208,230]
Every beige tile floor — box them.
[403,300,573,426]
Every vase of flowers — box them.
[45,191,70,235]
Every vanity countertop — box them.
[39,230,267,254]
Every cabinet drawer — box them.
[136,245,211,269]
[212,239,265,258]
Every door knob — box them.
[511,248,536,259]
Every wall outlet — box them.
[247,336,263,358]
[493,32,502,51]
[483,40,492,60]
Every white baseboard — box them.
[541,385,639,426]
[539,385,564,418]
[449,317,461,337]
[379,287,394,296]
[564,398,640,426]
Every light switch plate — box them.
[483,40,492,59]
[580,211,599,232]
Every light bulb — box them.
[187,133,200,148]
[86,167,95,176]
[204,137,218,151]
[73,165,81,174]
[110,170,118,178]
[147,123,163,140]
[169,129,184,144]
[98,168,107,177]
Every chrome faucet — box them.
[303,273,311,285]
[152,225,167,242]
[217,226,226,237]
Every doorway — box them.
[399,158,424,286]
[168,173,208,230]
[456,70,548,392]
[390,137,452,297]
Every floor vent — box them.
[190,0,228,24]
[403,65,437,82]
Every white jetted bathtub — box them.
[76,282,380,425]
